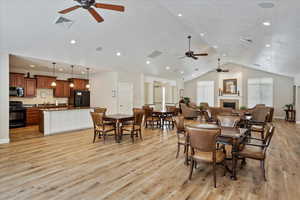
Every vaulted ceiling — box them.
[1,0,299,80]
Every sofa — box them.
[180,103,199,119]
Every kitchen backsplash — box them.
[10,89,68,105]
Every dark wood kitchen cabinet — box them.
[68,78,89,91]
[26,107,40,125]
[9,73,25,87]
[35,75,56,89]
[54,80,70,98]
[24,78,37,97]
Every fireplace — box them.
[220,99,239,110]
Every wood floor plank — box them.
[0,119,299,200]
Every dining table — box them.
[104,114,134,143]
[152,110,174,129]
[185,123,249,180]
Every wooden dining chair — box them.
[121,109,144,143]
[217,115,241,128]
[94,107,107,114]
[90,112,116,143]
[249,107,270,140]
[186,127,227,188]
[143,106,160,128]
[174,116,187,158]
[165,106,177,128]
[238,125,275,181]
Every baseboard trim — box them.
[0,139,10,144]
[274,116,285,120]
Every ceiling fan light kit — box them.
[58,0,125,23]
[181,35,208,60]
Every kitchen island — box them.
[39,107,94,135]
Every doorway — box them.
[118,82,133,114]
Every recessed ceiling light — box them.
[146,60,151,65]
[265,44,271,48]
[258,2,275,9]
[116,52,121,56]
[29,64,35,68]
[70,40,76,44]
[222,53,227,57]
[262,21,271,26]
[180,71,184,74]
[200,33,205,37]
[59,68,63,71]
[192,74,196,77]
[81,71,85,74]
[166,66,170,70]
[213,45,218,49]
[178,13,182,17]
[266,56,272,60]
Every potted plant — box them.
[240,106,247,110]
[283,104,294,111]
[183,97,190,105]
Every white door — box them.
[118,82,133,114]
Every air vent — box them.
[54,16,74,29]
[147,50,162,59]
[240,38,253,44]
[96,46,103,52]
[254,63,262,67]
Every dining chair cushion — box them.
[192,150,225,163]
[238,146,265,160]
[251,125,264,131]
[146,116,160,121]
[95,125,115,132]
[122,124,141,131]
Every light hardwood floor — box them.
[0,120,299,200]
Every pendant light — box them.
[69,65,75,88]
[86,67,90,89]
[51,62,57,87]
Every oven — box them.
[9,101,26,128]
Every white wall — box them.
[118,71,144,108]
[90,72,118,114]
[0,53,9,144]
[184,63,294,118]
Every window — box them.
[197,81,214,107]
[248,78,273,108]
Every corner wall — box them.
[0,53,9,144]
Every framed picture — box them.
[223,79,237,94]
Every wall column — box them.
[0,52,10,144]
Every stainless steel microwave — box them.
[9,87,24,97]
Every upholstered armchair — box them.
[180,103,199,119]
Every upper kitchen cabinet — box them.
[54,80,70,98]
[35,75,56,89]
[68,78,89,91]
[9,73,25,87]
[24,78,37,97]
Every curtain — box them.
[248,78,273,108]
[197,81,214,106]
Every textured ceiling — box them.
[0,0,299,81]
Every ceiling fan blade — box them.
[193,53,208,56]
[222,69,229,72]
[192,56,198,60]
[94,3,125,12]
[88,8,104,23]
[58,5,81,14]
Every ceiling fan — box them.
[215,58,229,72]
[58,0,125,23]
[180,36,208,60]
